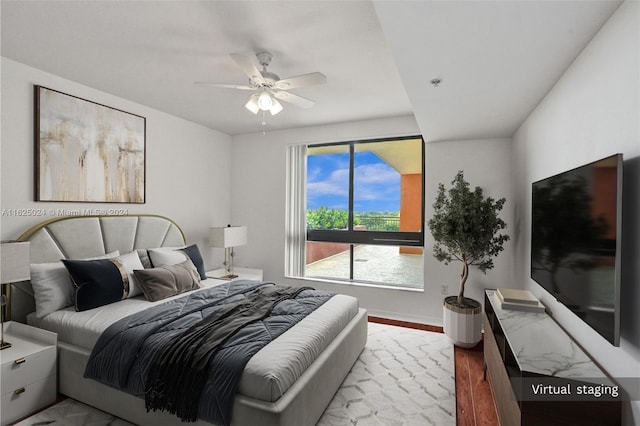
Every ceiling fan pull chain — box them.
[261,110,267,136]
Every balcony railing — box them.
[354,215,400,232]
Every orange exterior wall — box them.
[592,167,617,267]
[400,174,424,255]
[306,241,350,264]
[592,167,617,240]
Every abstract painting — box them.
[35,86,145,203]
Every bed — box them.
[10,215,368,426]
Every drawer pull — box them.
[14,358,26,365]
[14,387,26,395]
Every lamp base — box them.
[214,274,238,280]
[0,340,11,350]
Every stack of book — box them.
[497,288,545,313]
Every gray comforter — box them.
[84,280,335,425]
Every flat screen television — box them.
[531,153,622,346]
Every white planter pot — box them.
[443,296,482,348]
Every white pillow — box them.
[116,251,145,298]
[148,248,189,268]
[31,250,120,318]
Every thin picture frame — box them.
[34,85,146,203]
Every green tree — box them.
[307,207,349,230]
[428,171,510,306]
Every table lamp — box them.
[209,225,247,279]
[1,241,31,350]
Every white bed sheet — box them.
[27,279,225,349]
[27,281,359,403]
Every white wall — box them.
[0,58,233,269]
[426,138,513,304]
[231,116,513,325]
[0,57,515,324]
[512,1,640,422]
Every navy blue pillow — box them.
[62,258,128,311]
[181,244,207,280]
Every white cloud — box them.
[308,163,401,211]
[307,167,349,208]
[354,163,399,184]
[308,168,349,195]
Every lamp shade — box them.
[269,98,283,115]
[245,94,260,115]
[209,226,248,248]
[1,241,31,284]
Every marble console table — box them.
[483,289,621,426]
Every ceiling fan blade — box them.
[273,90,315,109]
[194,82,255,90]
[230,53,265,85]
[274,72,327,90]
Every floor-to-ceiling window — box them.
[287,135,424,289]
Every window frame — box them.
[306,135,425,248]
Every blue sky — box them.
[307,151,400,212]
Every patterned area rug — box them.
[318,322,455,426]
[14,398,134,425]
[15,323,455,426]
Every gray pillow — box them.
[148,245,207,280]
[136,248,153,269]
[133,260,201,302]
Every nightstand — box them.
[1,322,57,426]
[206,267,263,282]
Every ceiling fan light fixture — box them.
[257,90,274,110]
[199,52,326,122]
[245,94,260,114]
[269,98,283,115]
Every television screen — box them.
[531,154,622,346]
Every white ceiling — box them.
[375,0,622,142]
[1,1,622,140]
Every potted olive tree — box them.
[428,171,509,347]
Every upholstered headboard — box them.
[11,215,186,322]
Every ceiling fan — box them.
[196,52,327,116]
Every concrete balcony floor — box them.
[305,245,424,289]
